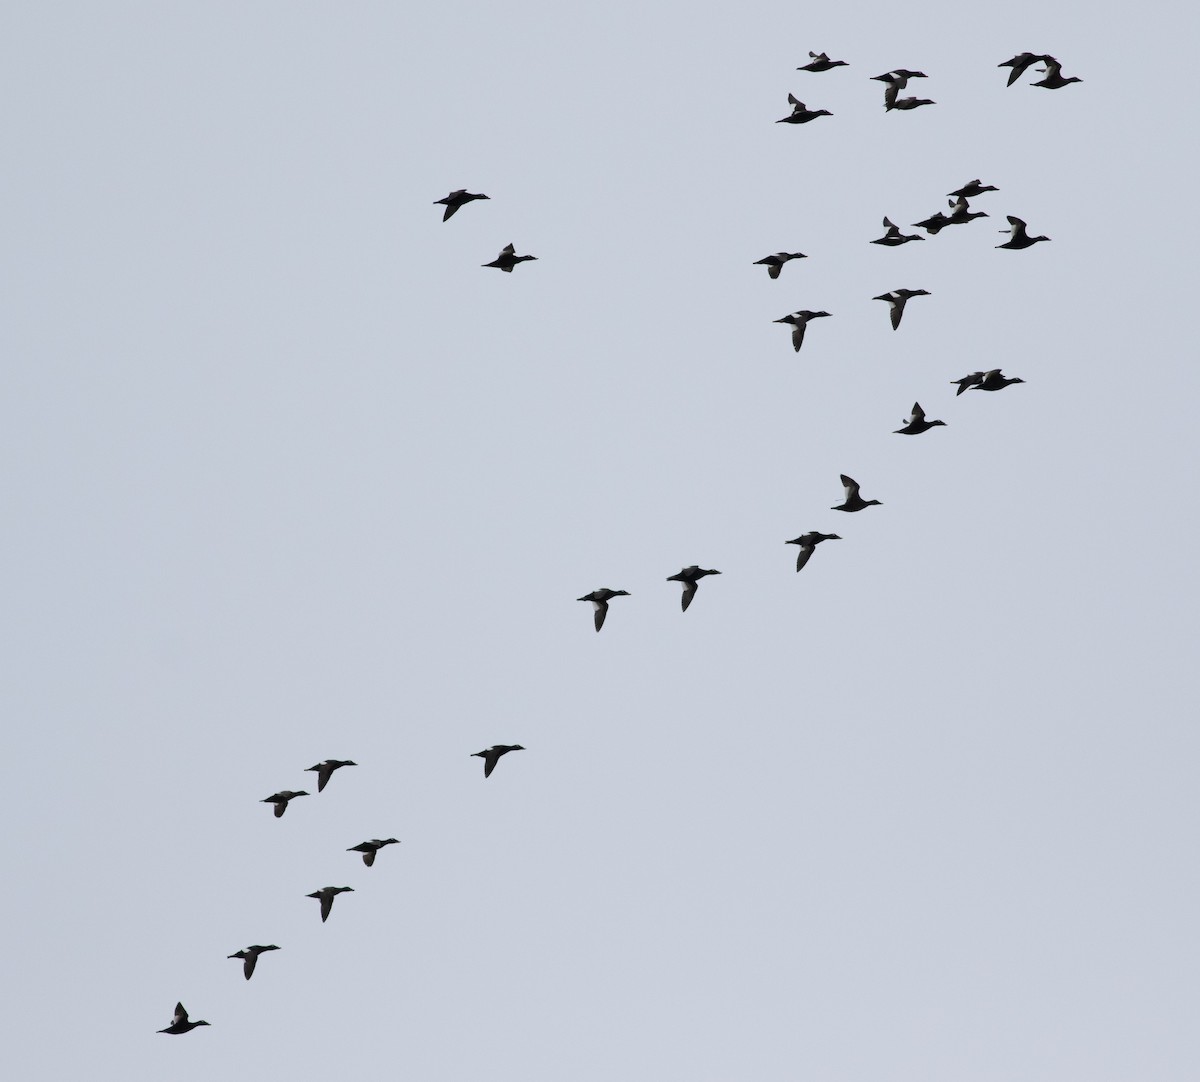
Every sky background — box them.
[4,2,1199,1079]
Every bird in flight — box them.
[666,566,721,611]
[157,1002,210,1035]
[577,588,631,631]
[471,745,526,778]
[786,532,841,573]
[483,243,538,271]
[227,944,280,981]
[434,189,489,221]
[305,759,357,793]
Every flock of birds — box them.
[158,743,526,1035]
[157,46,1080,1038]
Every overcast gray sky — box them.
[4,2,1199,1080]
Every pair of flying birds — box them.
[432,190,537,270]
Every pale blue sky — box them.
[4,3,1199,1080]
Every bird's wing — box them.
[483,751,499,777]
[593,600,608,632]
[889,298,903,330]
[791,323,806,351]
[1040,56,1063,78]
[841,475,860,499]
[244,955,257,980]
[364,849,376,867]
[911,402,925,422]
[320,894,333,922]
[681,581,698,612]
[768,263,781,279]
[795,544,815,572]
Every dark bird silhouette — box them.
[577,588,630,631]
[666,566,721,612]
[754,251,807,279]
[774,310,831,352]
[997,216,1050,249]
[471,744,525,778]
[971,368,1026,391]
[305,760,357,793]
[871,70,928,108]
[948,179,999,199]
[347,839,400,867]
[483,243,537,271]
[776,94,832,124]
[886,96,936,112]
[1032,56,1082,89]
[433,189,489,221]
[895,402,946,435]
[951,371,986,395]
[945,196,988,226]
[998,52,1044,87]
[872,217,924,246]
[786,532,841,573]
[832,475,881,512]
[158,1003,210,1035]
[261,790,309,818]
[913,210,951,235]
[873,288,930,330]
[798,51,848,72]
[227,945,280,981]
[307,886,354,923]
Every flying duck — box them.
[895,402,946,435]
[483,243,537,271]
[997,216,1050,249]
[305,759,357,793]
[227,944,280,981]
[798,51,848,72]
[666,566,721,612]
[577,588,630,631]
[261,790,309,818]
[871,217,924,246]
[913,210,951,235]
[998,52,1044,86]
[872,69,927,86]
[754,251,807,279]
[832,475,881,512]
[945,196,988,225]
[948,179,999,199]
[873,288,930,330]
[886,96,936,111]
[785,532,841,573]
[434,189,489,221]
[158,1003,210,1035]
[471,744,525,778]
[307,886,354,923]
[776,95,832,124]
[971,369,1025,391]
[773,310,831,352]
[347,838,401,867]
[1032,56,1082,89]
[871,70,928,108]
[951,371,986,395]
